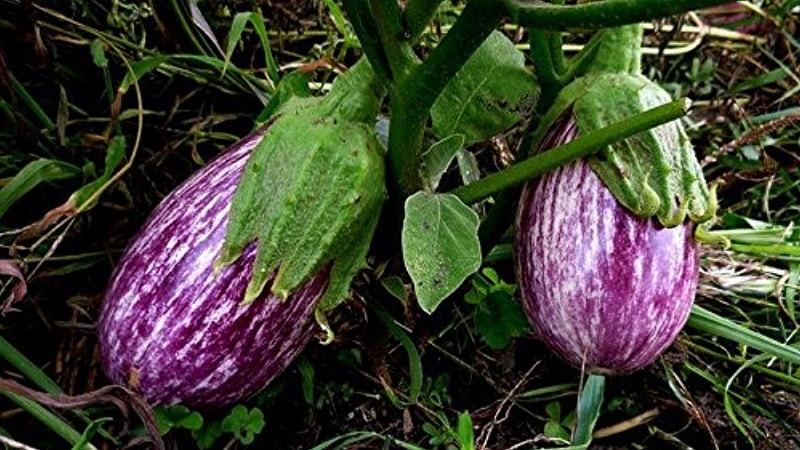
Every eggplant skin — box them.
[515,157,699,375]
[98,132,328,408]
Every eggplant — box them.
[514,118,700,374]
[98,133,328,408]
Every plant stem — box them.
[388,0,505,199]
[370,0,417,80]
[451,98,691,204]
[582,24,643,75]
[529,29,562,111]
[402,0,447,40]
[504,0,735,30]
[341,0,393,82]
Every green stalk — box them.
[370,0,416,80]
[388,0,505,199]
[342,0,393,82]
[548,28,566,75]
[451,98,690,204]
[1,391,96,450]
[687,305,800,366]
[529,29,562,111]
[582,24,643,76]
[504,0,737,30]
[402,0,447,40]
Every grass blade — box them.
[687,305,800,365]
[0,390,96,450]
[0,159,82,220]
[368,301,424,405]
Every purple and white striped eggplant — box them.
[514,118,700,375]
[98,132,328,408]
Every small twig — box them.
[476,362,540,450]
[0,378,165,450]
[593,407,661,438]
[504,438,539,450]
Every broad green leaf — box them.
[431,31,537,144]
[420,134,465,191]
[402,192,481,314]
[0,159,81,220]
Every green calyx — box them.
[581,24,642,76]
[535,71,716,227]
[528,23,715,227]
[216,60,387,319]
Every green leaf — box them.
[369,301,423,405]
[297,358,316,407]
[687,305,800,366]
[456,412,474,450]
[381,275,409,302]
[474,291,529,349]
[456,149,481,186]
[402,192,481,314]
[89,39,108,68]
[572,375,605,446]
[256,71,312,123]
[225,11,279,83]
[221,405,249,433]
[544,421,570,442]
[71,417,112,450]
[545,401,561,421]
[119,56,169,94]
[68,135,126,210]
[420,134,465,191]
[0,159,81,220]
[193,420,223,450]
[431,31,537,144]
[154,405,204,434]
